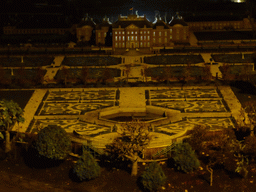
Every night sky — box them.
[0,0,254,26]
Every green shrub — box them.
[140,161,166,192]
[34,125,71,160]
[171,142,200,173]
[73,150,101,181]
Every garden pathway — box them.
[12,89,48,133]
[43,56,65,84]
[119,87,146,108]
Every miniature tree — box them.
[73,149,101,181]
[203,65,212,81]
[183,63,191,83]
[34,67,45,85]
[243,100,256,136]
[61,66,71,86]
[140,161,166,192]
[34,125,71,160]
[124,64,131,83]
[163,66,173,83]
[105,120,151,176]
[102,67,113,84]
[0,99,25,153]
[240,63,252,81]
[80,66,89,85]
[171,142,200,173]
[221,63,233,82]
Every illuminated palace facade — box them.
[111,14,189,50]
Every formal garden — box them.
[144,55,204,65]
[212,54,254,63]
[61,56,122,66]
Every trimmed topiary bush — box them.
[73,150,101,181]
[140,161,166,192]
[171,142,200,173]
[34,125,71,160]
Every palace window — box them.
[170,29,172,33]
[140,31,142,34]
[115,36,118,41]
[144,36,146,40]
[159,38,161,43]
[140,42,143,47]
[165,38,167,43]
[144,42,146,47]
[115,31,117,34]
[119,31,121,34]
[119,36,121,41]
[153,32,155,36]
[115,43,118,47]
[135,36,137,41]
[135,31,137,34]
[119,42,121,47]
[140,36,143,40]
[144,31,146,34]
[131,31,134,34]
[123,36,125,41]
[131,36,134,41]
[147,42,150,47]
[104,33,106,37]
[148,36,150,40]
[153,38,155,43]
[122,43,125,47]
[122,31,125,34]
[165,31,167,36]
[159,32,161,36]
[127,31,130,35]
[128,36,130,41]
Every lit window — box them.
[115,43,118,47]
[119,31,121,34]
[159,32,161,36]
[153,32,155,36]
[140,42,143,47]
[104,33,106,37]
[119,36,121,41]
[144,36,146,40]
[140,36,143,40]
[122,31,125,34]
[144,31,146,34]
[165,31,167,36]
[98,32,101,37]
[170,29,172,33]
[115,31,117,34]
[122,43,125,47]
[123,36,125,41]
[140,31,142,34]
[115,36,117,41]
[127,31,130,34]
[135,42,138,47]
[131,36,134,41]
[135,31,137,34]
[153,38,155,43]
[148,36,150,40]
[128,36,130,41]
[135,36,137,41]
[131,31,134,34]
[147,42,150,47]
[147,31,150,34]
